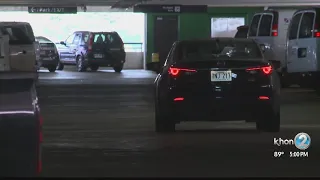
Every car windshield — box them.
[36,36,52,44]
[177,39,262,62]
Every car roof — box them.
[257,10,278,13]
[178,38,255,44]
[74,31,118,34]
[0,21,31,26]
[294,7,320,14]
[237,25,248,30]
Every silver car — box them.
[35,36,59,72]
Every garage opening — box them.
[0,8,144,70]
[211,17,245,38]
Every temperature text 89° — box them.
[274,151,285,158]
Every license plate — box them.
[40,51,46,55]
[42,57,52,60]
[94,54,103,58]
[211,70,232,82]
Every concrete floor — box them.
[37,67,320,177]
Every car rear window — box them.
[248,15,261,36]
[234,27,248,38]
[1,25,34,45]
[258,14,273,36]
[36,37,52,44]
[92,32,123,46]
[176,39,263,62]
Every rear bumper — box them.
[169,95,274,122]
[39,57,59,67]
[84,57,125,67]
[85,52,126,67]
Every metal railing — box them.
[124,42,143,52]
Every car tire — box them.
[90,65,99,71]
[113,63,123,73]
[76,56,86,72]
[57,62,64,70]
[256,111,280,132]
[48,66,56,72]
[155,100,175,133]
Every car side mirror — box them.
[60,41,66,45]
[260,44,266,53]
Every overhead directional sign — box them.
[133,5,207,13]
[28,7,77,14]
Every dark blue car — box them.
[57,31,126,72]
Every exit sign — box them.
[28,7,77,14]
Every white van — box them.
[248,9,297,86]
[286,8,320,91]
[0,22,37,72]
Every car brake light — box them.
[88,34,94,51]
[174,97,184,101]
[272,24,278,36]
[259,96,269,100]
[246,65,272,75]
[169,67,197,76]
[121,43,124,50]
[314,23,320,37]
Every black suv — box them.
[57,31,126,72]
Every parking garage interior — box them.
[1,0,320,177]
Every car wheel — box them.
[256,111,280,132]
[90,65,99,71]
[155,99,175,133]
[113,63,123,73]
[76,56,86,72]
[57,62,64,70]
[48,66,56,72]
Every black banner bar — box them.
[28,7,77,14]
[133,5,207,13]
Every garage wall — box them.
[145,7,264,67]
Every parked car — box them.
[35,36,59,72]
[234,25,249,38]
[0,22,37,72]
[154,38,280,132]
[286,8,320,93]
[0,75,42,177]
[57,31,126,72]
[247,9,298,87]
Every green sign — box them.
[28,7,77,14]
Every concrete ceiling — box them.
[0,0,145,7]
[144,0,320,7]
[0,0,320,8]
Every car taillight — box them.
[169,67,197,77]
[121,43,124,50]
[88,34,94,51]
[246,65,272,75]
[272,24,278,36]
[314,23,320,37]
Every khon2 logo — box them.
[274,132,311,150]
[294,132,311,150]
